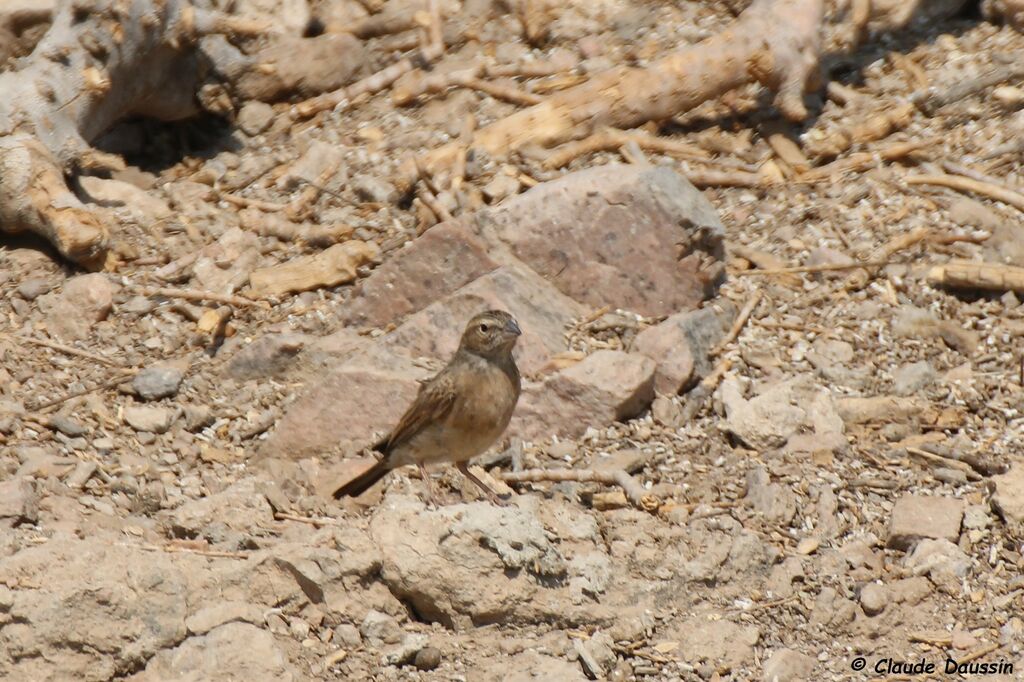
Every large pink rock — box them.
[340,222,499,328]
[472,164,724,316]
[381,264,586,375]
[260,345,430,460]
[632,302,735,394]
[510,350,656,442]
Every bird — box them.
[333,309,522,505]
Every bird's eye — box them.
[479,322,491,333]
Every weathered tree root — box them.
[0,0,258,268]
[398,0,825,188]
[0,0,362,270]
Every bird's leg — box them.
[456,461,509,506]
[418,462,441,507]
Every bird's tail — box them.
[332,458,390,498]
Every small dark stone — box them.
[133,366,184,400]
[48,414,89,437]
[414,646,441,671]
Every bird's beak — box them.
[505,317,522,337]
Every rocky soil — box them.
[3,0,1024,680]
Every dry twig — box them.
[711,291,763,356]
[138,286,265,308]
[3,333,124,367]
[928,261,1024,295]
[500,468,658,511]
[905,173,1024,213]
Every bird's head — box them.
[460,309,521,358]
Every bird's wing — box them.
[381,370,457,453]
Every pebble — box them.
[414,646,442,671]
[16,278,51,301]
[859,583,888,616]
[236,101,275,136]
[133,366,184,401]
[124,405,176,434]
[48,415,89,437]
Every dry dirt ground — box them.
[3,0,1024,680]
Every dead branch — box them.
[248,241,380,297]
[138,286,265,309]
[914,62,1024,115]
[2,333,124,367]
[734,258,893,276]
[293,42,444,118]
[928,261,1024,295]
[398,0,825,188]
[905,173,1024,213]
[803,100,915,159]
[711,290,763,356]
[798,138,931,183]
[500,468,659,512]
[544,127,709,169]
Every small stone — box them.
[859,583,888,616]
[352,175,398,204]
[183,405,214,432]
[16,278,51,301]
[334,624,361,648]
[124,405,177,434]
[481,173,521,204]
[133,366,184,400]
[38,273,116,341]
[383,633,428,666]
[237,101,275,136]
[886,494,964,551]
[892,361,936,395]
[414,646,442,671]
[763,648,815,682]
[991,461,1024,524]
[993,85,1024,109]
[0,478,39,527]
[92,437,115,453]
[905,538,972,579]
[48,414,89,437]
[359,610,402,646]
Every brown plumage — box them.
[333,310,522,505]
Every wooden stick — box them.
[734,258,893,276]
[130,543,249,559]
[293,42,445,118]
[905,173,1024,213]
[32,369,138,411]
[544,127,708,169]
[500,468,658,511]
[454,75,542,106]
[928,261,1024,295]
[3,333,124,367]
[138,286,265,308]
[710,290,762,356]
[274,513,340,527]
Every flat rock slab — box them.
[887,494,965,551]
[511,350,656,442]
[380,263,587,375]
[473,164,725,316]
[261,345,430,460]
[633,301,735,394]
[991,460,1024,524]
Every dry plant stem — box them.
[131,543,248,559]
[500,468,656,510]
[401,0,824,185]
[905,173,1024,213]
[685,168,765,188]
[139,286,264,308]
[928,261,1024,295]
[274,513,340,527]
[711,290,763,356]
[735,258,893,276]
[798,139,931,183]
[32,370,138,412]
[219,192,286,212]
[3,333,123,367]
[915,63,1024,115]
[294,42,444,118]
[545,127,707,169]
